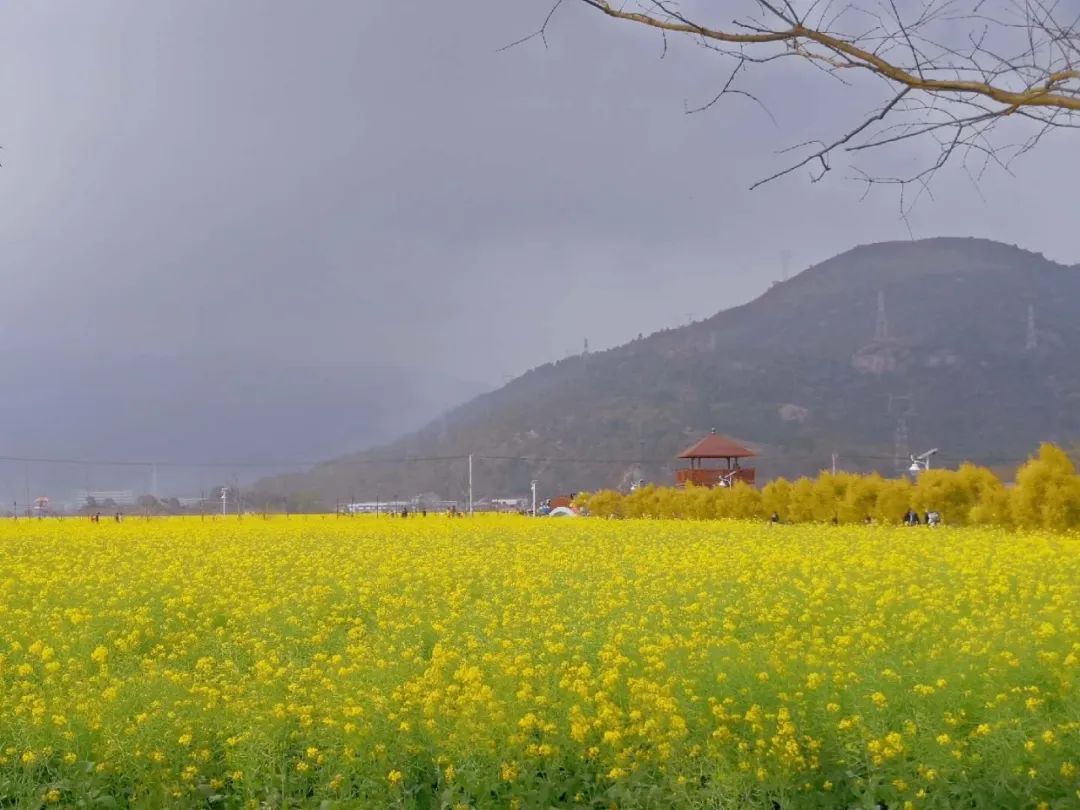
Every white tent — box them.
[548,506,578,517]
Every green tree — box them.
[579,490,623,518]
[874,478,913,525]
[840,473,883,524]
[1011,444,1080,529]
[785,478,817,523]
[726,482,765,520]
[761,478,792,521]
[910,468,992,527]
[811,473,849,522]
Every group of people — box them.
[89,512,123,523]
[766,509,942,526]
[391,508,429,518]
[903,508,942,527]
[383,507,463,517]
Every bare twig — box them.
[498,0,566,52]
[750,88,911,189]
[542,0,1080,198]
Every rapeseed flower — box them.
[0,515,1072,806]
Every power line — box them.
[0,449,1040,473]
[0,453,469,469]
[480,451,1040,466]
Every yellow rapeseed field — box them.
[0,516,1078,808]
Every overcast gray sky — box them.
[1,0,1077,385]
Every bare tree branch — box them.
[751,88,912,188]
[498,0,565,52]
[539,0,1080,196]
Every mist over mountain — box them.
[256,238,1080,505]
[0,359,485,506]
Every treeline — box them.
[579,444,1080,529]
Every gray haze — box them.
[0,1,1077,500]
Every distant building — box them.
[345,501,412,514]
[73,489,138,507]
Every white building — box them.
[345,501,412,514]
[73,489,138,507]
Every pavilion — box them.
[675,430,756,488]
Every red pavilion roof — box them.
[676,431,755,459]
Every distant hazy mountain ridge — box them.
[256,238,1080,504]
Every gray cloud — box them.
[0,0,1076,463]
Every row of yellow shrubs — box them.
[578,443,1080,529]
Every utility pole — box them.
[531,479,538,517]
[831,451,838,476]
[467,454,474,516]
[220,487,227,516]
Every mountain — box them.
[0,359,486,505]
[254,238,1080,505]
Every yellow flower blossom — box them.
[0,516,1071,804]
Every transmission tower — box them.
[893,417,910,475]
[1025,303,1038,351]
[875,290,889,342]
[888,394,913,476]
